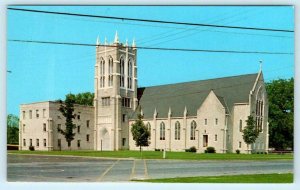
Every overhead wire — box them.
[8,39,293,55]
[8,7,294,33]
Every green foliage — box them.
[206,147,216,153]
[243,115,259,145]
[29,146,35,151]
[7,114,19,144]
[131,114,150,152]
[185,146,197,152]
[56,92,94,106]
[58,94,77,148]
[236,149,240,154]
[266,78,294,150]
[73,92,94,106]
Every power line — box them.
[8,39,293,55]
[8,7,294,33]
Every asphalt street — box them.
[7,154,293,182]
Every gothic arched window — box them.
[160,122,165,140]
[108,56,113,86]
[239,119,243,132]
[175,121,180,140]
[146,122,151,140]
[120,57,125,87]
[190,120,197,140]
[99,57,105,88]
[127,59,133,89]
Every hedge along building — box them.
[20,32,269,153]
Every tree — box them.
[266,78,294,150]
[74,92,94,106]
[58,94,77,149]
[56,92,94,106]
[7,114,19,144]
[243,115,259,153]
[131,114,150,153]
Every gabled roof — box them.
[134,73,259,119]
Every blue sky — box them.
[7,6,294,115]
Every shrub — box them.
[206,147,216,153]
[29,146,35,151]
[236,149,240,154]
[185,146,197,153]
[155,149,161,151]
[189,146,197,153]
[204,150,208,153]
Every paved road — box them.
[7,154,293,182]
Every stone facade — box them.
[19,33,269,153]
[19,101,94,151]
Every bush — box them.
[236,149,240,154]
[29,146,35,151]
[189,146,197,152]
[206,147,216,153]
[155,149,161,151]
[185,146,197,153]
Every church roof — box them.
[134,73,259,119]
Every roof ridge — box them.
[138,73,258,89]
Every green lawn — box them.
[8,150,293,161]
[134,173,293,183]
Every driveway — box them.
[7,154,293,182]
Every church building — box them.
[19,32,269,154]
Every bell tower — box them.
[94,32,138,151]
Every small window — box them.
[36,110,39,118]
[23,124,25,133]
[87,120,90,128]
[22,111,25,119]
[30,139,32,146]
[122,97,131,108]
[204,119,207,125]
[77,140,81,147]
[122,138,126,146]
[77,114,81,120]
[43,109,46,118]
[239,141,242,148]
[215,134,217,141]
[36,139,39,147]
[23,139,26,146]
[102,97,110,106]
[43,139,46,147]
[58,139,61,147]
[86,134,90,142]
[122,114,126,122]
[57,124,61,132]
[43,123,46,132]
[215,118,218,125]
[29,110,32,119]
[77,125,81,133]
